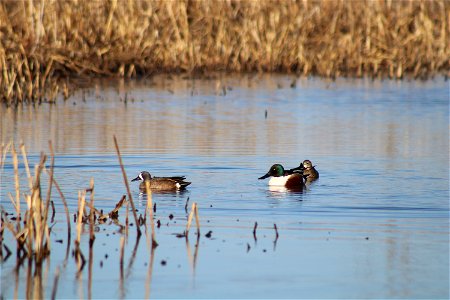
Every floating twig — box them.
[184,197,190,213]
[273,223,279,251]
[253,222,258,241]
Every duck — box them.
[131,171,191,191]
[300,159,319,181]
[287,159,319,182]
[258,164,304,189]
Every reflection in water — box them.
[21,259,46,299]
[268,185,305,194]
[119,236,125,299]
[186,235,200,278]
[88,244,94,299]
[145,228,156,299]
[126,235,141,279]
[1,76,446,160]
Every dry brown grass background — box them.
[1,0,449,104]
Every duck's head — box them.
[258,164,285,179]
[131,171,152,182]
[302,160,314,169]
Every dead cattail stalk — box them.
[48,173,71,244]
[41,141,56,255]
[88,178,95,246]
[20,143,33,191]
[194,204,200,236]
[75,190,86,245]
[186,202,200,237]
[11,145,21,225]
[145,181,157,246]
[113,135,141,237]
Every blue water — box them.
[1,75,448,298]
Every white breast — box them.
[268,175,290,186]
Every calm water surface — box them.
[1,75,448,299]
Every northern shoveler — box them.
[258,164,304,189]
[131,171,191,191]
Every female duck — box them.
[288,159,319,182]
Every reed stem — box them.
[145,181,157,246]
[113,135,141,237]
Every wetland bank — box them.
[1,1,449,299]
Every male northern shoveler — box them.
[131,171,191,192]
[258,164,304,189]
[288,159,319,182]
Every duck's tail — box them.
[178,181,191,189]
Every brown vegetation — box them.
[1,0,449,104]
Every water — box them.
[1,75,448,298]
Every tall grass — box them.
[0,0,448,104]
[2,144,53,264]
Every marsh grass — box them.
[1,0,448,104]
[0,140,131,270]
[2,143,53,264]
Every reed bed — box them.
[1,0,448,104]
[2,143,53,264]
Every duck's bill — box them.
[258,173,270,180]
[131,175,140,182]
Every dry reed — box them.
[145,181,157,246]
[3,144,51,264]
[185,202,200,237]
[1,0,448,105]
[113,135,141,237]
[88,178,95,246]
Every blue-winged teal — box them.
[131,171,191,191]
[258,164,304,189]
